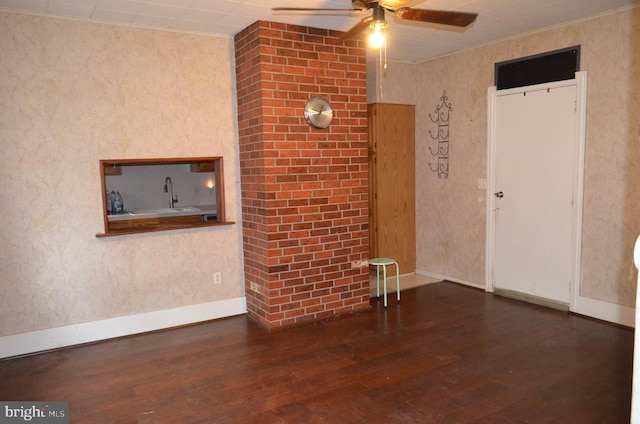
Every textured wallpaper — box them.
[0,12,244,336]
[367,60,416,105]
[414,55,488,287]
[401,7,640,306]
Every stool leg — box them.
[395,261,400,303]
[383,264,388,308]
[376,265,380,298]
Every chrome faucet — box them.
[163,176,178,208]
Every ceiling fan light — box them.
[368,21,387,48]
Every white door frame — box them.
[485,71,588,315]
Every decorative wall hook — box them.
[428,91,452,179]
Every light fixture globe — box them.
[368,4,387,49]
[369,20,387,48]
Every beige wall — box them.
[391,7,639,306]
[367,60,416,105]
[2,6,639,340]
[0,12,244,336]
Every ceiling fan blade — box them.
[339,16,373,41]
[395,8,478,27]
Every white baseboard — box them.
[415,269,485,290]
[0,297,247,359]
[3,286,631,359]
[572,294,635,328]
[416,269,633,327]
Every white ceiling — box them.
[1,0,639,63]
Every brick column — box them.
[235,21,370,328]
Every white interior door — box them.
[492,82,578,305]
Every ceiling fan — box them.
[272,0,478,46]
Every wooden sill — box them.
[96,220,235,238]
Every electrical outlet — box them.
[250,282,260,293]
[213,272,221,285]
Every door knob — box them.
[494,191,504,198]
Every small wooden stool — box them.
[369,258,400,307]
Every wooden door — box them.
[368,103,416,276]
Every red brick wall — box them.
[235,21,370,328]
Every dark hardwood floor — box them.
[1,282,633,423]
